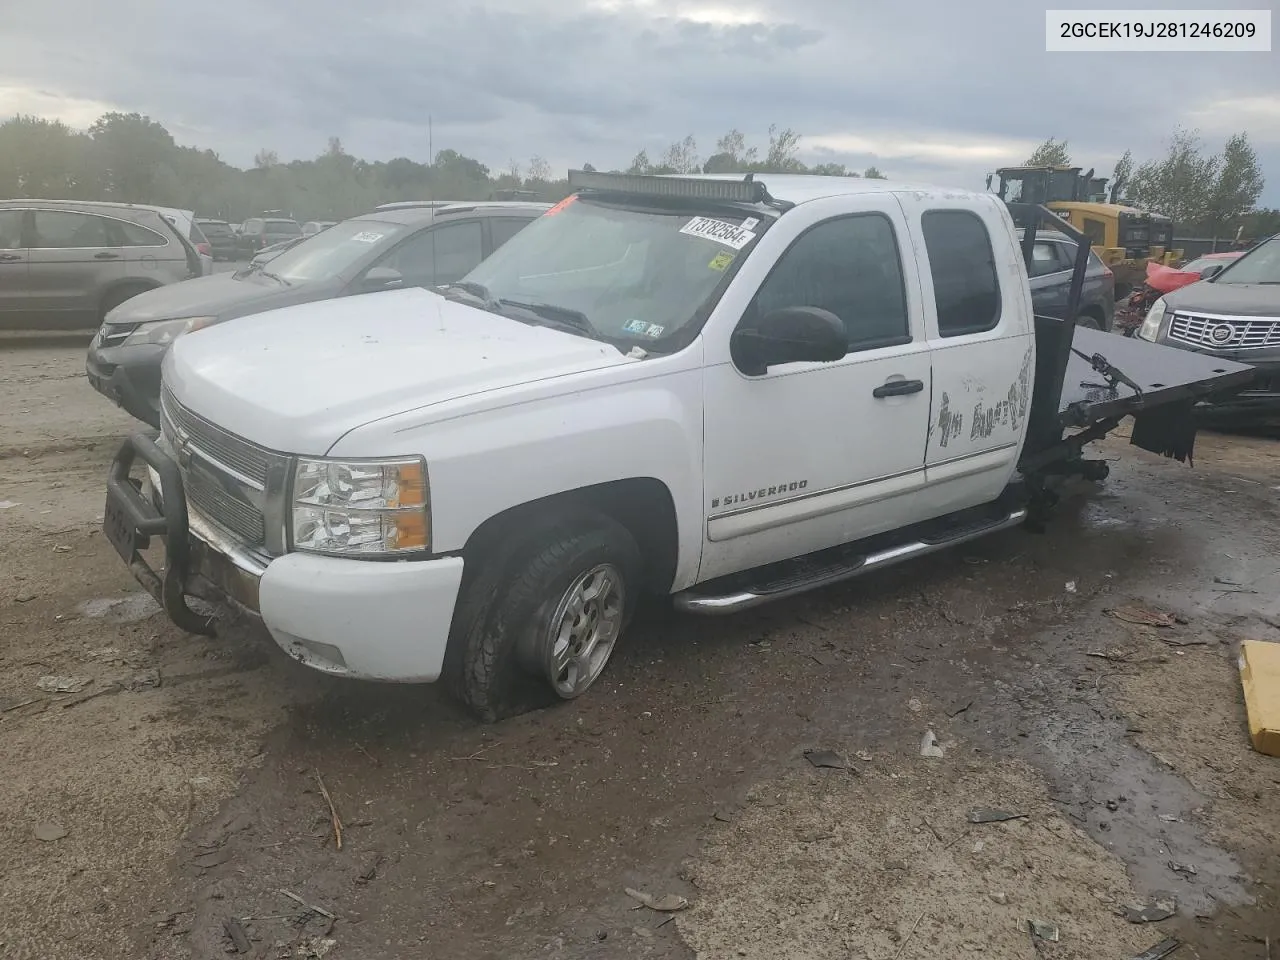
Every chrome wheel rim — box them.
[543,563,625,699]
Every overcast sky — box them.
[1,0,1277,204]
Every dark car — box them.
[1137,234,1280,423]
[86,202,549,425]
[1022,229,1116,330]
[195,219,238,261]
[236,217,303,257]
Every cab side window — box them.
[752,214,910,352]
[921,210,1001,337]
[114,220,169,247]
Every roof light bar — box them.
[567,170,769,205]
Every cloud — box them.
[0,0,1276,203]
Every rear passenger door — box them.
[896,197,1034,509]
[26,209,124,326]
[0,209,30,324]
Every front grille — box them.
[161,386,271,483]
[186,467,266,542]
[1169,313,1280,351]
[160,388,285,548]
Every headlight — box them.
[118,316,217,348]
[1137,297,1166,342]
[290,457,430,556]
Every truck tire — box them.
[445,513,642,722]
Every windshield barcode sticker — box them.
[351,231,384,243]
[680,216,756,250]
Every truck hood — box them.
[164,287,634,454]
[106,272,337,325]
[1164,282,1280,318]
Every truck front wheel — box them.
[446,514,642,722]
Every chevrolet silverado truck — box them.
[102,172,1254,721]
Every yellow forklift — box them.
[988,165,1182,298]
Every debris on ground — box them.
[1238,639,1280,757]
[1065,581,1077,594]
[968,809,1029,824]
[0,500,19,509]
[803,749,849,770]
[1109,605,1176,628]
[1123,897,1176,923]
[1130,938,1182,960]
[223,917,252,953]
[988,892,1008,904]
[625,887,690,912]
[854,750,873,762]
[127,669,162,691]
[279,889,337,921]
[315,769,344,850]
[1027,919,1060,942]
[1168,861,1197,877]
[36,675,90,694]
[919,730,945,758]
[293,937,337,959]
[32,823,69,842]
[907,697,923,713]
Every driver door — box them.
[699,200,933,581]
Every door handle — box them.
[873,378,925,398]
[94,251,120,260]
[0,253,22,262]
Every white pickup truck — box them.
[103,172,1254,720]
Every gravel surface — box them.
[1,341,1277,960]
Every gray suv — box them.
[1137,234,1280,424]
[86,201,548,425]
[0,200,201,330]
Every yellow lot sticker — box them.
[708,252,735,271]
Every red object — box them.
[1144,261,1203,295]
[196,241,212,257]
[543,195,577,216]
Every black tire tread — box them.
[445,511,641,722]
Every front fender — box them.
[328,359,706,591]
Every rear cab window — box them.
[267,220,302,236]
[921,209,1002,338]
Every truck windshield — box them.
[462,196,759,342]
[263,219,407,283]
[1213,238,1280,284]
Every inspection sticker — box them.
[351,231,384,243]
[679,216,756,250]
[708,251,735,271]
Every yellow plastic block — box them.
[1239,640,1280,757]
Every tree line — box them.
[1022,132,1276,238]
[0,113,884,224]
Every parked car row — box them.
[85,201,549,424]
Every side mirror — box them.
[361,266,403,290]
[731,306,847,376]
[1200,263,1224,280]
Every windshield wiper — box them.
[259,270,290,286]
[436,280,497,304]
[498,299,596,336]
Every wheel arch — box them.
[98,277,162,318]
[457,477,681,595]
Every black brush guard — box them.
[103,431,216,635]
[1009,203,1256,479]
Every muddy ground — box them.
[1,342,1278,960]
